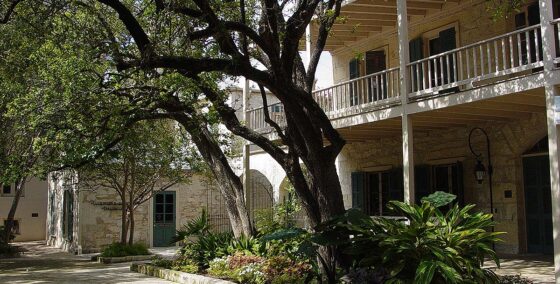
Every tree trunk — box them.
[120,194,128,244]
[127,207,134,245]
[3,178,25,243]
[175,116,254,237]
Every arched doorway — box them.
[522,137,553,254]
[278,177,307,228]
[247,170,274,223]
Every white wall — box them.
[0,177,48,242]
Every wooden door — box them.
[153,191,176,247]
[523,155,553,254]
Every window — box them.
[3,219,20,235]
[415,162,464,207]
[2,184,11,196]
[352,169,403,216]
[1,184,24,197]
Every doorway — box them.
[153,191,176,247]
[523,154,553,254]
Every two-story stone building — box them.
[243,0,560,279]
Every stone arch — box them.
[246,169,274,222]
[278,176,307,228]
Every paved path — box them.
[487,255,555,284]
[0,241,174,284]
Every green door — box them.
[153,191,176,247]
[523,155,553,254]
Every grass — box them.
[100,243,151,257]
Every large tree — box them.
[4,1,349,275]
[84,0,347,229]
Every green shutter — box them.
[452,162,465,206]
[409,37,424,91]
[351,172,365,209]
[414,165,432,204]
[349,58,360,79]
[439,28,456,83]
[349,59,360,106]
[389,168,404,202]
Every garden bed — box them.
[131,263,235,284]
[97,254,153,264]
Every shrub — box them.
[207,254,266,284]
[315,195,503,284]
[151,256,173,269]
[261,255,313,284]
[171,255,199,273]
[100,242,150,257]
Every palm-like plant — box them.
[172,209,209,244]
[315,194,503,284]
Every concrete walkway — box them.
[0,241,174,284]
[487,255,555,283]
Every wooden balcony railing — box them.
[247,22,559,132]
[247,102,286,133]
[312,67,401,116]
[408,24,543,97]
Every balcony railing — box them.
[408,24,543,97]
[247,22,559,133]
[247,102,286,132]
[312,67,401,116]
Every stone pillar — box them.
[397,0,415,204]
[539,0,560,281]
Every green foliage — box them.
[151,256,173,269]
[171,255,200,273]
[173,209,210,244]
[255,185,303,235]
[207,254,314,284]
[315,201,503,283]
[227,235,265,256]
[486,0,527,20]
[175,211,234,268]
[100,243,150,257]
[421,191,457,208]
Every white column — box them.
[539,0,560,281]
[397,0,415,204]
[242,78,251,202]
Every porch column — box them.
[242,78,251,202]
[539,0,560,281]
[397,0,415,204]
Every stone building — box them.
[46,171,232,253]
[46,88,277,253]
[0,177,48,241]
[243,0,560,280]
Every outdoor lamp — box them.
[474,159,486,184]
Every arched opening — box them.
[278,177,307,228]
[247,170,274,223]
[522,136,552,254]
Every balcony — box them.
[247,21,560,133]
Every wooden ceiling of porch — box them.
[310,0,462,51]
[335,91,546,143]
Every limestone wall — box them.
[75,175,219,252]
[336,112,547,254]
